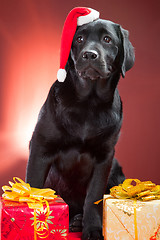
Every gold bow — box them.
[110,178,160,201]
[2,177,58,239]
[2,177,57,209]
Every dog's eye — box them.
[76,36,84,43]
[103,36,112,43]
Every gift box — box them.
[103,194,160,240]
[1,177,69,239]
[1,197,69,240]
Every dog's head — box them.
[70,19,135,82]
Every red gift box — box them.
[0,196,69,240]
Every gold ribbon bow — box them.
[2,177,57,208]
[110,178,160,201]
[2,177,57,239]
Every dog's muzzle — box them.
[76,50,112,80]
[76,50,111,80]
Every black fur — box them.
[26,19,135,240]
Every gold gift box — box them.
[103,195,160,240]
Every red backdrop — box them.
[0,0,160,194]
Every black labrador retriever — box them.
[26,19,135,240]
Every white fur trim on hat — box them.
[57,69,67,82]
[77,8,100,26]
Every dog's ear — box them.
[119,26,135,78]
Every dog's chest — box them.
[62,106,119,141]
[56,150,94,182]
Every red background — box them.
[0,0,160,194]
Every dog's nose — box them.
[82,51,98,60]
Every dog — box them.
[26,17,135,240]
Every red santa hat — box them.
[57,7,100,82]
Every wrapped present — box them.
[103,179,160,240]
[1,177,69,240]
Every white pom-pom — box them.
[77,8,100,26]
[57,69,67,82]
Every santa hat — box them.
[57,7,100,82]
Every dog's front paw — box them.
[82,227,103,240]
[69,214,83,232]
